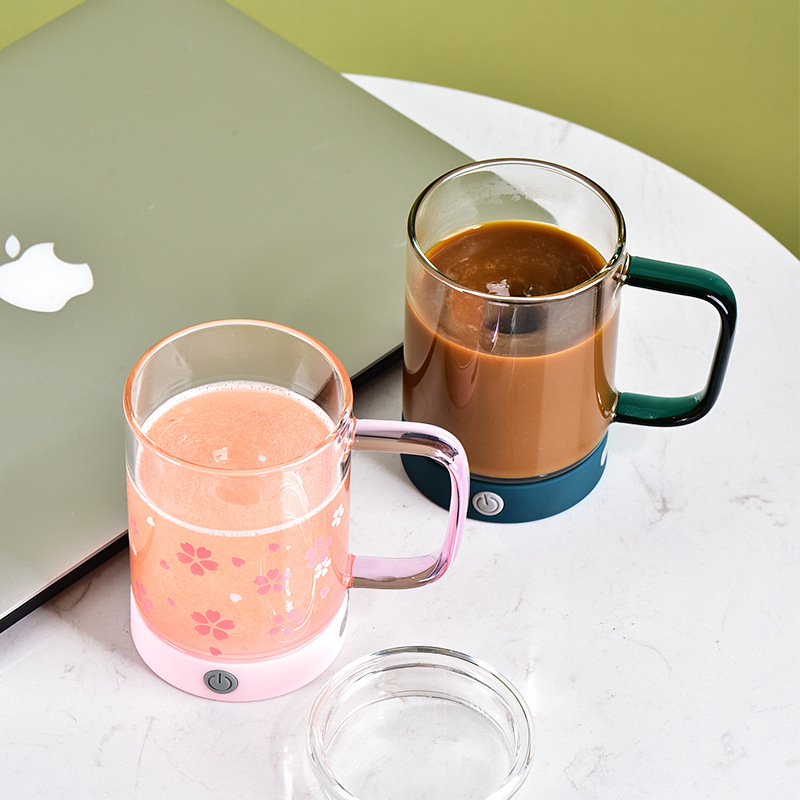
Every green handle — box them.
[614,256,737,427]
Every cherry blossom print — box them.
[128,517,140,556]
[331,503,345,527]
[231,557,246,568]
[191,609,235,640]
[314,556,331,579]
[160,559,170,570]
[269,607,305,636]
[268,542,281,553]
[253,568,289,595]
[304,536,331,568]
[305,535,332,579]
[133,581,154,616]
[176,542,219,576]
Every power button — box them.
[204,669,238,695]
[472,491,504,517]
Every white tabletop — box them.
[2,75,797,799]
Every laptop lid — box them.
[0,0,467,631]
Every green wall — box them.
[2,0,798,256]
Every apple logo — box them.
[0,234,93,312]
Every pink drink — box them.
[127,381,350,660]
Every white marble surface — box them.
[1,75,797,799]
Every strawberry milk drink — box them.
[124,320,469,701]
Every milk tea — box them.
[403,220,619,479]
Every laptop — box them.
[0,0,467,632]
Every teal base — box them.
[401,434,608,523]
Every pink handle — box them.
[346,418,469,590]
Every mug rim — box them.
[123,318,354,477]
[407,158,628,304]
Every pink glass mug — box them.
[124,320,469,701]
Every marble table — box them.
[1,75,797,799]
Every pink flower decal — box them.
[191,609,235,640]
[176,542,218,576]
[305,536,331,567]
[232,557,246,568]
[253,568,289,595]
[269,608,305,636]
[133,581,153,616]
[305,536,332,579]
[129,517,141,556]
[268,542,281,553]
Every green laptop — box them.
[0,0,467,630]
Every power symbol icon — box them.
[204,670,238,694]
[472,491,504,516]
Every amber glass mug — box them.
[402,159,737,522]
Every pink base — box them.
[130,591,348,701]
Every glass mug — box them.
[402,159,736,523]
[124,320,469,701]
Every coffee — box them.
[403,220,619,480]
[427,220,601,297]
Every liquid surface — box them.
[427,219,605,297]
[145,380,333,470]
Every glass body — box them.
[404,159,736,482]
[125,320,468,662]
